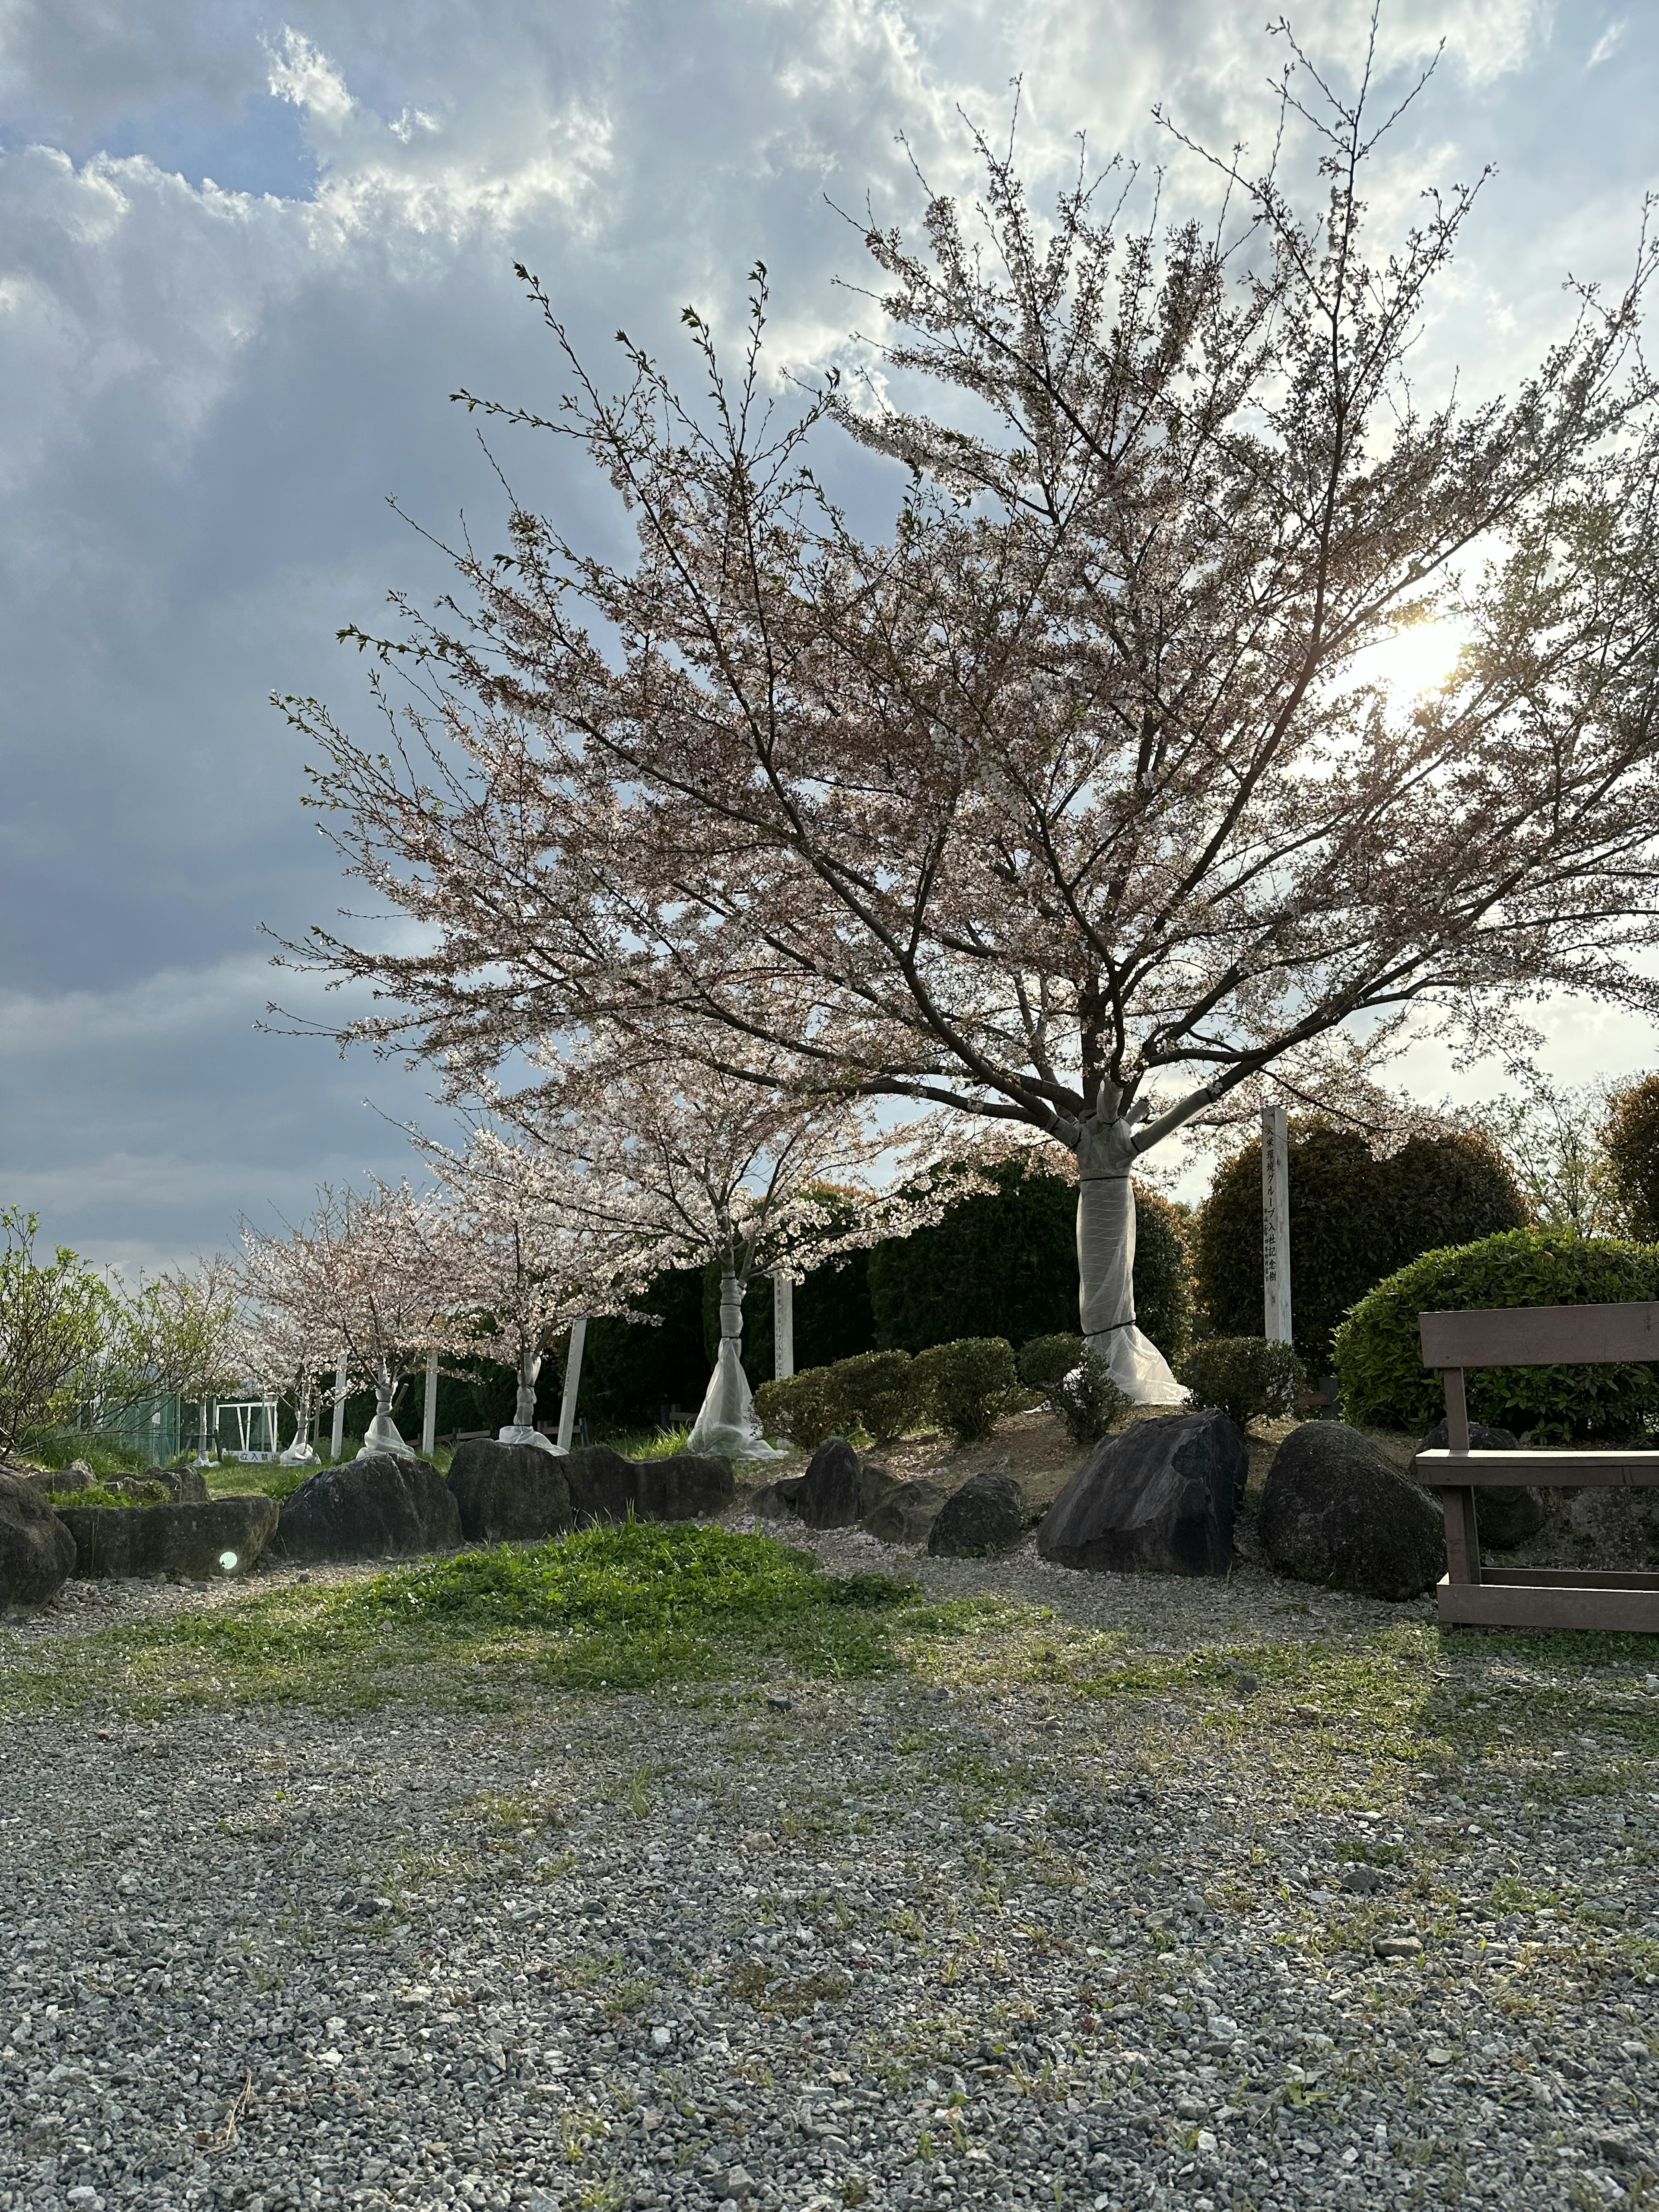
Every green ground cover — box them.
[4,1524,1658,1825]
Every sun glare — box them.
[1361,620,1465,699]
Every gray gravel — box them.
[4,1538,1659,2212]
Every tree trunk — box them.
[359,1355,416,1459]
[499,1340,558,1454]
[279,1372,319,1465]
[686,1268,781,1459]
[1075,1103,1185,1405]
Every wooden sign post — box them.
[1262,1103,1293,1345]
[773,1273,795,1379]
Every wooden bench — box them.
[1413,1303,1659,1633]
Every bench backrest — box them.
[1419,1302,1659,1370]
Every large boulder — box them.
[0,1470,77,1606]
[1417,1419,1548,1549]
[1259,1424,1444,1600]
[799,1437,861,1529]
[563,1444,639,1523]
[861,1477,945,1547]
[448,1439,573,1544]
[752,1476,805,1521]
[1037,1409,1245,1576]
[564,1445,737,1525]
[274,1455,460,1563]
[929,1470,1025,1558]
[636,1452,736,1521]
[55,1495,278,1580]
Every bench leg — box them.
[1441,1486,1481,1585]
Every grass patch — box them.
[0,1522,916,1717]
[43,1481,171,1510]
[17,1426,147,1476]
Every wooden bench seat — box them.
[1411,1302,1659,1634]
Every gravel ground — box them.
[4,1531,1659,2212]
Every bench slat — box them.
[1414,1447,1659,1487]
[1420,1303,1659,1367]
[1437,1573,1659,1633]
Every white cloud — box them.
[1588,20,1627,68]
[264,26,356,130]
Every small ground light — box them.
[219,1551,239,1573]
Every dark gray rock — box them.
[1036,1409,1246,1576]
[0,1470,77,1606]
[636,1452,736,1521]
[274,1455,461,1562]
[929,1470,1025,1557]
[563,1445,736,1525]
[1417,1418,1548,1549]
[752,1476,805,1521]
[18,1462,94,1502]
[799,1437,862,1529]
[861,1477,945,1547]
[856,1462,896,1517]
[1260,1423,1443,1600]
[56,1494,278,1580]
[564,1444,639,1523]
[448,1438,573,1544]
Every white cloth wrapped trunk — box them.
[1075,1108,1185,1405]
[500,1341,560,1455]
[359,1356,416,1459]
[687,1271,785,1459]
[278,1373,319,1465]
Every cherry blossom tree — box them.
[280,28,1659,1400]
[240,1184,453,1460]
[414,1124,653,1455]
[496,1032,945,1456]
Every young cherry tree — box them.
[241,1183,453,1460]
[501,1033,941,1457]
[234,1249,342,1465]
[415,1124,652,1455]
[281,29,1659,1399]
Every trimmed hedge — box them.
[868,1163,1193,1365]
[1331,1228,1659,1440]
[1180,1337,1303,1430]
[912,1337,1019,1444]
[756,1337,1019,1449]
[1196,1122,1526,1373]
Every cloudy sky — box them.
[1,0,1654,1270]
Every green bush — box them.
[912,1337,1019,1444]
[1018,1333,1086,1389]
[1180,1337,1304,1430]
[1332,1229,1659,1440]
[867,1163,1192,1367]
[1048,1348,1128,1448]
[754,1368,841,1451]
[1195,1122,1526,1373]
[1602,1076,1659,1241]
[823,1350,919,1444]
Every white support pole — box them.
[772,1272,795,1380]
[1262,1103,1293,1345]
[330,1358,347,1462]
[556,1316,588,1454]
[421,1351,439,1459]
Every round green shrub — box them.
[824,1350,918,1444]
[1195,1122,1526,1373]
[1331,1228,1659,1440]
[1018,1333,1085,1389]
[1048,1348,1128,1448]
[753,1368,840,1451]
[1179,1337,1303,1430]
[911,1337,1019,1444]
